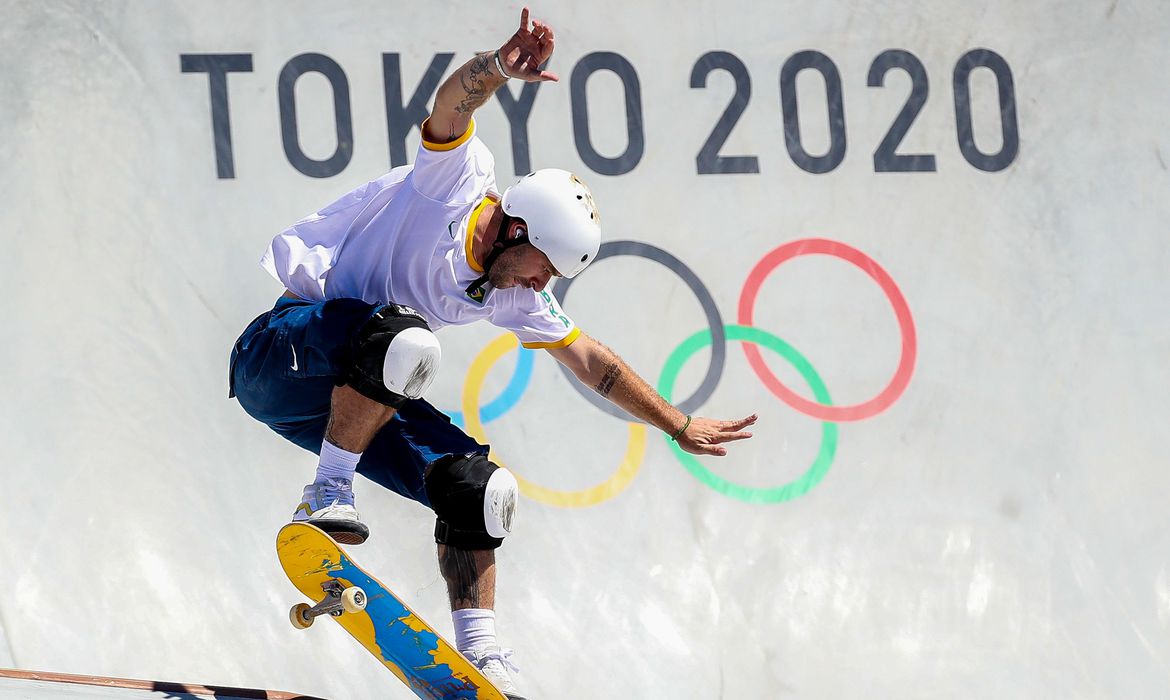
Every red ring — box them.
[737,238,916,422]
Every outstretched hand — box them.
[676,414,758,457]
[499,7,558,82]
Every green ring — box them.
[657,325,838,503]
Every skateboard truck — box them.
[289,580,367,629]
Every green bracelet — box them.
[670,415,692,441]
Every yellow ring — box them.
[461,333,646,508]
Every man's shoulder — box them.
[411,130,497,205]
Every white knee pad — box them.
[382,325,441,399]
[348,303,441,408]
[483,467,518,539]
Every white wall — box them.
[2,1,1168,698]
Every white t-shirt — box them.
[260,119,579,349]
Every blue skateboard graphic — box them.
[277,523,507,699]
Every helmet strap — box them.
[464,218,529,300]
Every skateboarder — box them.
[230,8,756,696]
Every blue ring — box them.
[445,345,535,428]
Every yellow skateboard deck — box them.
[277,523,507,699]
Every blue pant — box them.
[229,296,487,508]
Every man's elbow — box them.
[549,333,597,380]
[577,336,618,382]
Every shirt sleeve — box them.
[259,167,413,300]
[491,289,582,349]
[411,118,497,204]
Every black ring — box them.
[551,240,726,422]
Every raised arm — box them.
[547,333,757,456]
[422,7,558,145]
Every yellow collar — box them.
[464,195,498,273]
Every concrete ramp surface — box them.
[1,0,1168,698]
[0,670,322,700]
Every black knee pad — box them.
[426,453,518,550]
[344,303,440,408]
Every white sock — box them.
[452,608,496,652]
[315,440,360,483]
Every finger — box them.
[713,431,753,443]
[513,50,534,74]
[537,69,559,82]
[520,50,542,74]
[699,444,729,457]
[725,414,758,429]
[519,7,530,31]
[538,30,555,60]
[531,19,546,40]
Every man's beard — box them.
[486,250,520,288]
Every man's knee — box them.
[345,303,441,408]
[425,453,518,550]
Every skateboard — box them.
[276,522,508,700]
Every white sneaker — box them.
[463,646,526,700]
[291,478,370,545]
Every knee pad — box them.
[345,303,441,408]
[425,453,518,550]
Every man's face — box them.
[488,243,558,292]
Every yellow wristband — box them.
[670,415,692,441]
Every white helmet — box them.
[501,169,602,278]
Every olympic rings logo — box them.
[443,238,917,508]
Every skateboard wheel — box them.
[290,603,314,629]
[341,586,367,614]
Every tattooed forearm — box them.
[572,335,686,433]
[425,51,508,144]
[595,360,622,397]
[455,52,497,115]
